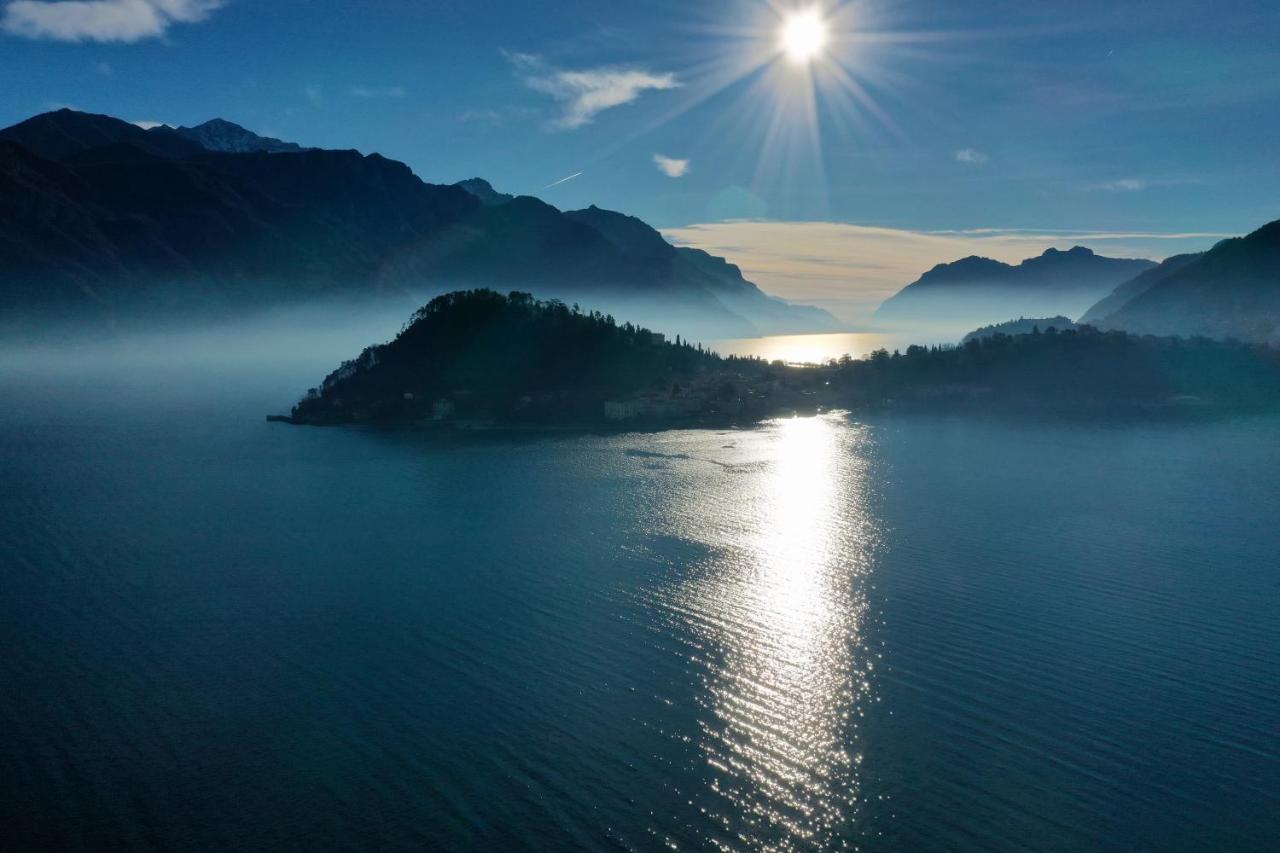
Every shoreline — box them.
[265,395,1272,434]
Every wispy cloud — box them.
[653,153,690,178]
[542,171,583,190]
[1,0,223,43]
[507,52,679,130]
[349,85,407,99]
[955,148,989,165]
[663,221,1230,326]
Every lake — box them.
[711,332,912,364]
[2,344,1278,851]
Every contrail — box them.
[542,171,583,190]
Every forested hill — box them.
[832,326,1280,412]
[288,292,1280,429]
[288,290,721,425]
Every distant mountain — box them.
[455,177,514,206]
[0,108,202,160]
[1078,252,1205,325]
[0,124,476,320]
[169,118,306,154]
[875,246,1155,332]
[962,316,1076,343]
[1085,219,1280,342]
[0,109,836,338]
[566,205,674,260]
[565,205,837,334]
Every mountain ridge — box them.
[169,118,308,154]
[1078,252,1205,324]
[1086,219,1280,342]
[875,245,1156,332]
[0,109,837,339]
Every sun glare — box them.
[780,9,828,64]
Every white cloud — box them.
[955,147,989,164]
[349,85,407,99]
[2,0,223,43]
[130,119,165,129]
[1092,178,1146,192]
[508,52,679,130]
[653,153,689,178]
[662,221,1229,326]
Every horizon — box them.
[3,0,1275,324]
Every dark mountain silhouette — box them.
[169,118,306,153]
[0,127,476,319]
[1085,219,1280,342]
[455,177,514,206]
[565,204,674,260]
[0,109,836,338]
[564,205,837,333]
[1079,252,1205,324]
[0,108,202,160]
[875,246,1155,332]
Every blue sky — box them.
[2,0,1277,320]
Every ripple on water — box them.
[633,415,882,850]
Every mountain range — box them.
[878,225,1280,345]
[1081,221,1280,342]
[1077,252,1205,325]
[0,109,836,338]
[874,246,1156,333]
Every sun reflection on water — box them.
[710,333,904,365]
[653,414,878,850]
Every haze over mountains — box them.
[874,225,1280,344]
[1084,221,1280,342]
[3,109,1277,346]
[0,109,836,339]
[1078,252,1205,326]
[874,246,1156,333]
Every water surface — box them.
[711,332,908,364]
[1,357,1277,851]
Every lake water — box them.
[2,347,1278,851]
[711,332,912,364]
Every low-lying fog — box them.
[0,289,994,424]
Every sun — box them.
[780,9,829,64]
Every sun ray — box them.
[540,2,966,218]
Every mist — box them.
[0,286,822,424]
[868,286,1103,342]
